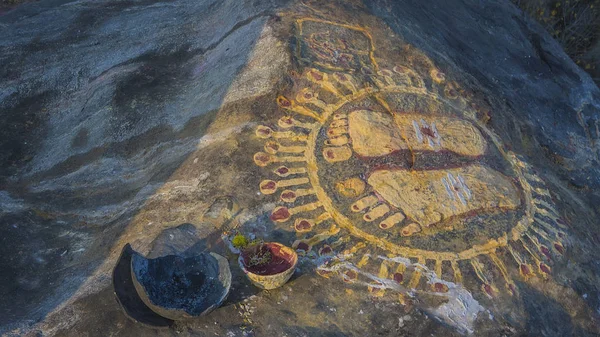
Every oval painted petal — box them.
[294,219,313,232]
[275,166,289,176]
[554,243,565,255]
[253,152,273,167]
[256,126,273,138]
[277,96,292,107]
[265,141,280,154]
[540,263,551,274]
[271,206,291,222]
[260,180,277,194]
[280,190,297,202]
[319,245,333,256]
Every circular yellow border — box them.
[304,86,534,262]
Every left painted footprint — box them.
[322,110,487,162]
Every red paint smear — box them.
[277,167,289,175]
[393,273,403,283]
[483,284,494,297]
[281,191,296,200]
[344,270,358,281]
[279,98,291,107]
[267,143,279,151]
[540,246,552,260]
[258,128,271,136]
[520,264,531,276]
[262,181,276,190]
[434,282,448,293]
[295,220,311,231]
[255,154,271,163]
[311,71,323,81]
[540,263,551,274]
[270,207,290,222]
[554,243,564,255]
[319,246,332,255]
[393,66,407,74]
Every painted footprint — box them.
[322,110,487,162]
[323,109,519,235]
[350,165,521,235]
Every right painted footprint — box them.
[358,165,521,236]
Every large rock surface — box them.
[1,0,599,336]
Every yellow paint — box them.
[363,204,389,222]
[351,195,378,212]
[280,188,314,202]
[325,135,349,146]
[451,260,463,283]
[469,258,489,284]
[346,110,487,157]
[408,258,425,289]
[278,116,316,130]
[434,259,443,278]
[335,177,365,198]
[400,223,422,237]
[368,165,520,229]
[322,146,352,163]
[265,141,306,154]
[343,241,366,254]
[488,251,514,291]
[357,254,370,268]
[307,224,340,245]
[273,166,306,177]
[289,202,322,215]
[379,212,405,229]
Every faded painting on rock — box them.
[254,18,567,301]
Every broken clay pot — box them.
[112,244,174,328]
[129,248,231,321]
[239,242,298,290]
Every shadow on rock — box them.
[517,281,594,337]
